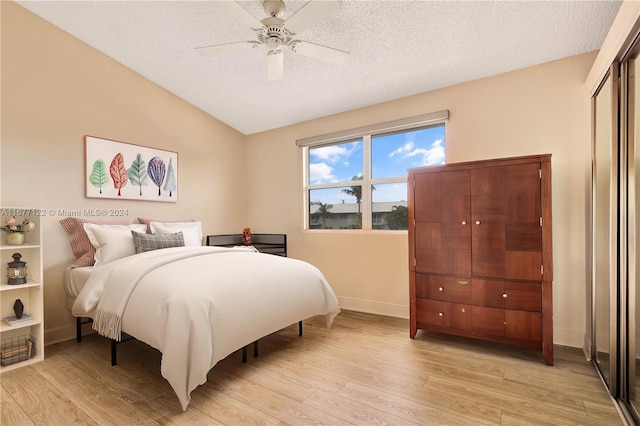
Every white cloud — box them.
[309,162,334,183]
[309,141,360,183]
[389,141,415,158]
[389,138,444,166]
[422,139,445,166]
[311,145,349,162]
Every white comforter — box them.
[72,246,340,410]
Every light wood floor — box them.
[1,311,622,425]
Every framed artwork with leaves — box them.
[85,135,178,202]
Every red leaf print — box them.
[110,153,128,196]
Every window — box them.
[299,111,447,230]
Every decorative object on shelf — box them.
[242,227,252,245]
[1,216,35,245]
[0,335,36,366]
[7,253,27,285]
[13,299,24,318]
[3,313,32,327]
[5,233,24,245]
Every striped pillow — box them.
[60,217,133,267]
[131,230,185,253]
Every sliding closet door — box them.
[592,67,618,393]
[591,27,640,425]
[627,52,640,421]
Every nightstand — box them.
[206,233,287,257]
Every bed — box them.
[61,218,340,411]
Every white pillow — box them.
[83,223,147,267]
[149,221,202,246]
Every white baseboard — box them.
[337,296,408,319]
[552,327,586,349]
[44,323,76,345]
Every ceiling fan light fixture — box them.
[197,0,349,81]
[267,50,284,81]
[266,37,281,50]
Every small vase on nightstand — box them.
[242,227,252,245]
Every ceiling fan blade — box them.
[284,0,341,35]
[195,41,258,56]
[219,1,264,29]
[292,41,349,65]
[267,51,284,81]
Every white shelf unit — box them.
[0,209,43,372]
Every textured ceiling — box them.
[16,0,622,135]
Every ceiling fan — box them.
[196,0,349,81]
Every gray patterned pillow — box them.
[131,230,185,253]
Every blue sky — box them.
[308,125,445,205]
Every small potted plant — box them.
[1,217,35,245]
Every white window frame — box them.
[298,110,449,231]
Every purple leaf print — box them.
[147,157,166,196]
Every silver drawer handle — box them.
[461,220,467,225]
[438,287,443,292]
[502,293,508,298]
[438,312,444,317]
[475,220,481,225]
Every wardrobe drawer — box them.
[416,299,471,332]
[416,298,444,327]
[470,306,542,342]
[415,274,472,304]
[472,278,541,312]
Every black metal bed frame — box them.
[77,316,303,366]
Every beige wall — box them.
[1,2,248,343]
[246,52,596,347]
[2,1,599,348]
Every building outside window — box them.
[299,112,448,231]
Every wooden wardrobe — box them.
[408,154,553,365]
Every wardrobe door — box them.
[413,172,442,274]
[470,163,542,281]
[440,170,471,276]
[414,170,470,276]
